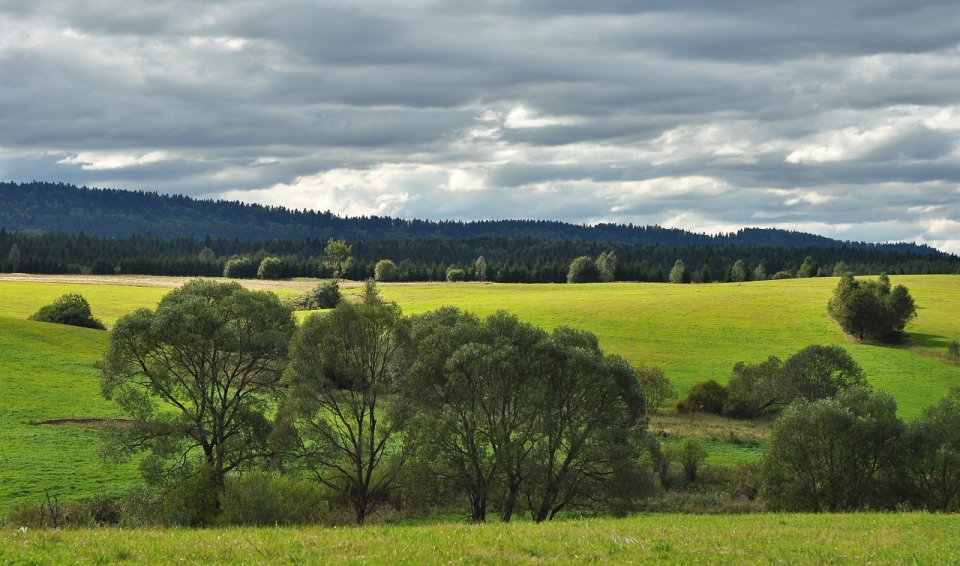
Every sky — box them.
[3,1,960,251]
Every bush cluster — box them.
[828,272,916,342]
[28,293,106,330]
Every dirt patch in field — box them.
[37,417,133,429]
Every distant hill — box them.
[0,181,943,254]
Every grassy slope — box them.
[354,275,960,419]
[0,275,958,510]
[3,513,960,564]
[0,317,138,508]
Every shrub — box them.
[445,267,465,282]
[567,256,599,283]
[290,281,341,310]
[771,270,793,280]
[219,473,329,526]
[375,259,398,282]
[761,388,903,511]
[636,365,675,415]
[29,293,106,330]
[779,344,867,402]
[901,395,960,511]
[677,438,708,482]
[949,340,960,358]
[723,356,784,419]
[677,380,728,414]
[223,257,257,278]
[257,256,283,280]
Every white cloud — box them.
[503,106,583,129]
[57,151,173,170]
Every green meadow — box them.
[1,274,959,512]
[2,513,959,564]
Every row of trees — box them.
[3,227,957,280]
[763,388,960,512]
[101,280,654,525]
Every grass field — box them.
[2,513,959,564]
[1,274,959,512]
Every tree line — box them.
[2,227,958,282]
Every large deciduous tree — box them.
[828,273,916,342]
[100,280,296,518]
[282,280,413,525]
[761,388,903,511]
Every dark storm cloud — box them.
[2,0,960,250]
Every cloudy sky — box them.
[3,1,960,251]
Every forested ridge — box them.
[0,181,942,253]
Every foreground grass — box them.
[2,513,958,564]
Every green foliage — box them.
[445,267,465,282]
[771,270,793,280]
[7,243,20,272]
[668,259,688,284]
[375,259,398,282]
[474,256,487,282]
[832,261,848,277]
[101,280,297,513]
[198,247,216,262]
[752,264,766,281]
[223,257,257,278]
[401,308,650,523]
[28,293,106,330]
[284,283,412,525]
[567,255,599,283]
[699,265,711,284]
[596,251,618,282]
[779,344,868,402]
[949,340,960,358]
[677,438,708,482]
[636,365,675,415]
[901,394,960,511]
[257,256,283,280]
[829,273,917,342]
[219,472,329,526]
[677,380,728,415]
[797,256,820,278]
[723,356,784,419]
[729,259,747,283]
[761,388,903,511]
[324,238,353,280]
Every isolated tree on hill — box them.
[797,256,820,278]
[374,259,398,282]
[283,280,412,525]
[596,251,618,282]
[474,256,487,282]
[668,259,688,284]
[828,273,916,342]
[567,256,600,283]
[100,280,296,520]
[7,244,20,272]
[324,238,353,280]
